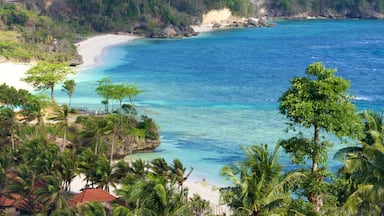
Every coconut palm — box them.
[78,147,101,188]
[335,110,384,215]
[0,107,17,149]
[169,159,193,197]
[118,172,187,216]
[49,104,70,151]
[94,155,114,192]
[21,94,51,138]
[79,202,107,216]
[112,205,133,216]
[55,149,78,191]
[221,144,300,216]
[7,164,43,214]
[37,172,70,214]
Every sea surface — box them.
[57,19,384,186]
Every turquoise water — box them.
[57,20,384,186]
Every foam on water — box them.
[55,20,384,185]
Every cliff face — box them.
[114,136,161,158]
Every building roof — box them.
[69,188,116,207]
[0,194,19,207]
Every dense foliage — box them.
[0,2,77,62]
[268,0,384,17]
[1,61,384,214]
[1,0,383,61]
[44,0,254,33]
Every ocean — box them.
[56,19,384,186]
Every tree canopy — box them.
[23,62,74,100]
[279,62,363,214]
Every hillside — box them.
[0,0,383,63]
[259,0,384,18]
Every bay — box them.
[56,19,384,185]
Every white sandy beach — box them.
[0,62,34,90]
[0,34,139,90]
[75,34,140,70]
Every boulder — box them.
[151,24,198,38]
[69,54,83,67]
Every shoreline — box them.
[1,32,231,213]
[75,34,141,70]
[0,34,141,90]
[0,62,35,90]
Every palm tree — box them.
[21,94,51,138]
[7,164,43,214]
[0,107,17,149]
[220,144,300,216]
[112,205,133,216]
[62,79,76,110]
[118,173,187,216]
[169,159,193,197]
[56,149,78,191]
[79,202,107,216]
[94,155,114,192]
[49,104,70,151]
[37,172,70,214]
[335,110,384,215]
[188,194,211,216]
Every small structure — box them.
[68,188,117,208]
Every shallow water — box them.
[56,19,384,185]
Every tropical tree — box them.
[335,110,384,215]
[56,149,78,192]
[220,144,299,215]
[79,202,107,216]
[169,159,193,197]
[278,62,363,213]
[21,93,51,138]
[7,163,43,214]
[48,104,71,151]
[62,79,76,110]
[0,107,17,149]
[96,78,113,113]
[23,62,74,100]
[118,172,188,216]
[188,194,211,216]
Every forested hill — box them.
[2,0,383,35]
[264,0,384,18]
[0,0,383,62]
[3,0,383,35]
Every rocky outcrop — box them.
[69,54,83,67]
[114,136,161,158]
[150,24,199,38]
[194,8,274,33]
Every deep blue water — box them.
[57,19,384,185]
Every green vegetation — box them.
[221,144,301,215]
[1,62,384,214]
[278,62,363,213]
[1,0,383,62]
[268,0,384,17]
[23,62,75,100]
[0,3,77,62]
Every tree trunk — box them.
[51,84,54,100]
[62,124,67,151]
[110,133,115,168]
[310,125,322,213]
